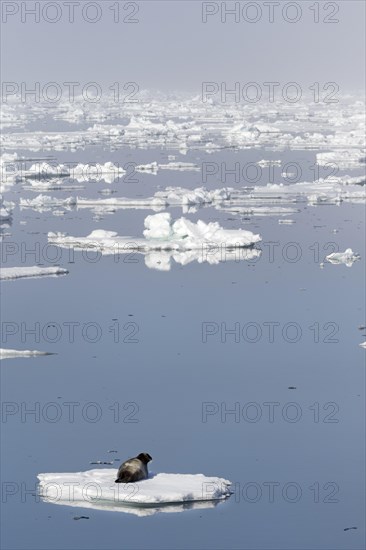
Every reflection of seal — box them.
[115,453,152,483]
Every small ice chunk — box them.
[0,348,52,359]
[0,266,68,280]
[326,248,360,267]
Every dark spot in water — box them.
[74,516,89,521]
[344,527,357,531]
[288,386,296,390]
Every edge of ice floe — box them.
[0,348,53,359]
[37,470,232,507]
[0,266,69,280]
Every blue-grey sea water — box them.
[1,128,365,550]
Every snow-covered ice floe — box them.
[0,266,69,280]
[77,187,232,213]
[21,177,363,217]
[19,161,200,184]
[316,150,365,170]
[37,469,232,516]
[325,248,360,267]
[1,93,364,155]
[49,213,261,270]
[241,176,365,205]
[0,348,52,359]
[20,195,76,212]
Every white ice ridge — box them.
[20,161,200,183]
[37,469,232,515]
[241,176,366,205]
[325,248,361,267]
[0,348,52,359]
[77,187,232,212]
[316,150,365,170]
[49,212,261,254]
[2,94,364,155]
[76,176,365,215]
[20,195,76,211]
[0,266,69,280]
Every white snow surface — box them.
[1,266,69,280]
[49,213,261,253]
[20,195,76,211]
[0,348,51,359]
[77,187,232,211]
[37,469,232,512]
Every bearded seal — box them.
[115,452,152,483]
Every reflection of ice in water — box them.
[144,248,261,271]
[38,469,232,517]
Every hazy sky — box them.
[1,1,365,94]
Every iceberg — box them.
[37,469,232,516]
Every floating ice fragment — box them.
[20,195,76,212]
[326,248,360,267]
[0,349,52,359]
[37,469,232,516]
[48,213,261,270]
[0,266,69,280]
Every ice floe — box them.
[77,186,232,213]
[316,150,365,170]
[26,177,361,218]
[243,176,365,205]
[20,195,76,211]
[325,249,361,267]
[2,94,364,156]
[37,469,232,516]
[0,266,69,280]
[48,213,261,269]
[49,212,260,252]
[0,348,52,359]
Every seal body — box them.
[115,452,152,483]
